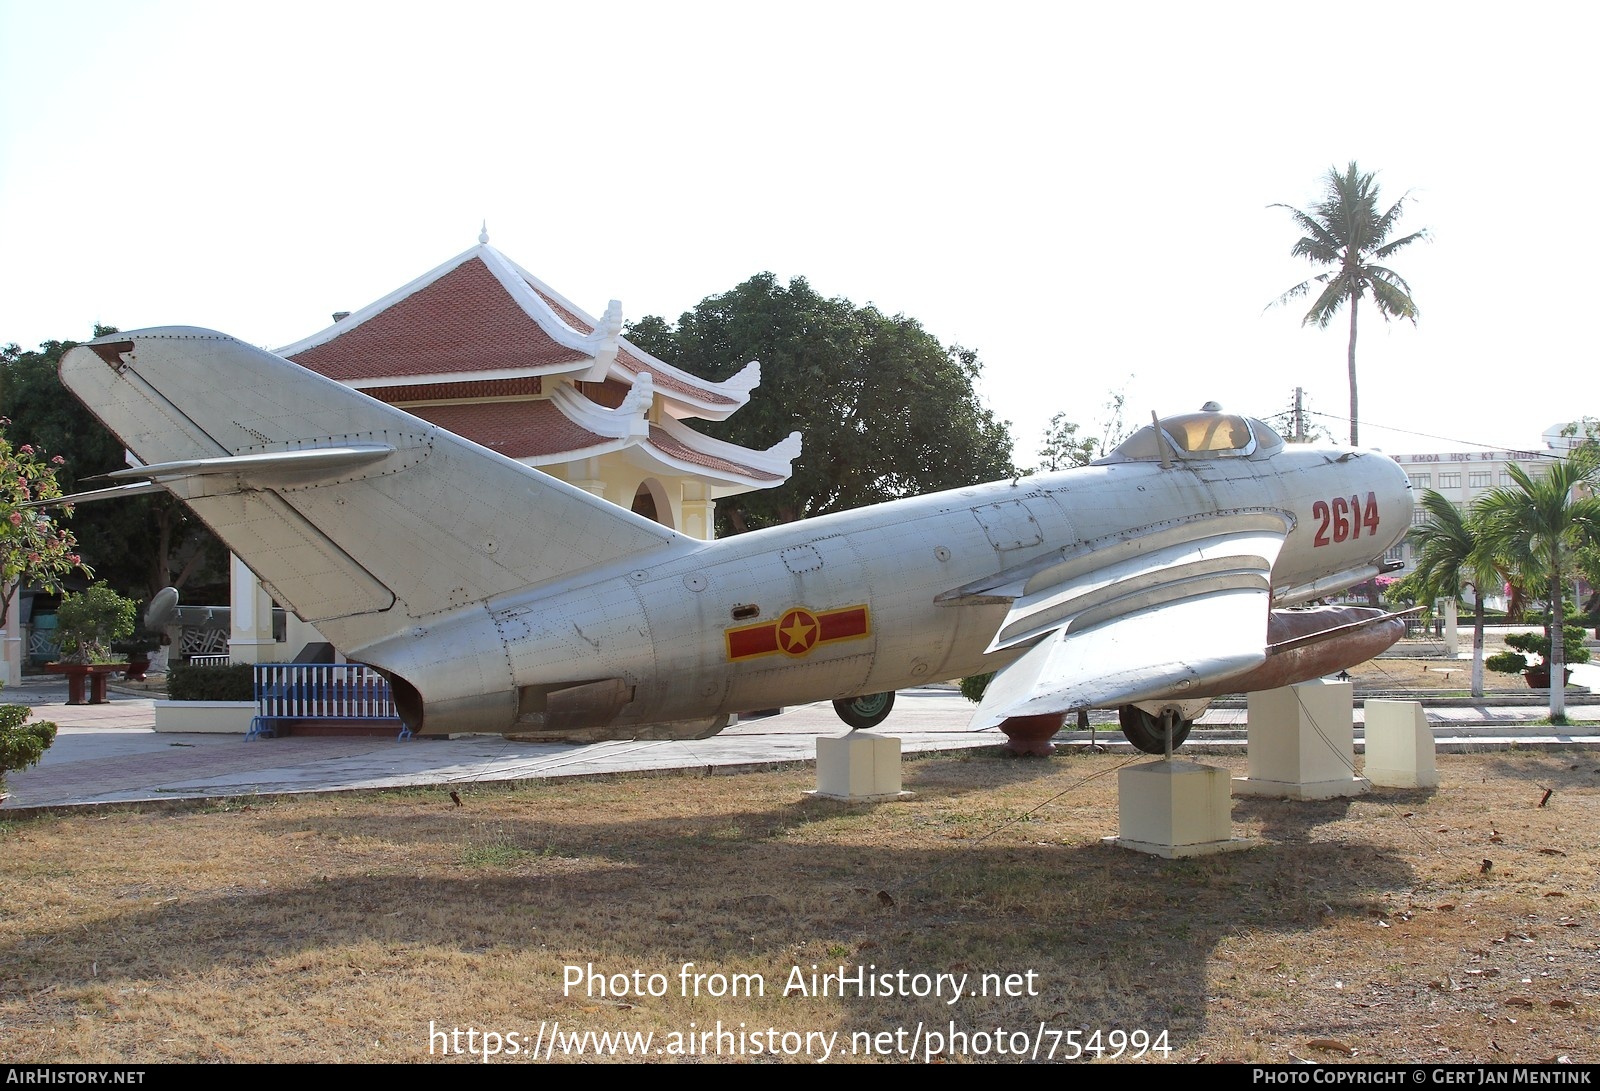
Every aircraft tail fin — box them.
[59,327,682,652]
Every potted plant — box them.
[1486,615,1591,689]
[55,582,138,663]
[45,583,138,704]
[0,695,56,802]
[959,671,1065,756]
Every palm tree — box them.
[1409,491,1496,697]
[1475,451,1600,722]
[1272,162,1427,446]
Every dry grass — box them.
[1342,656,1529,694]
[1,749,1596,1064]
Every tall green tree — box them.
[0,330,224,602]
[1409,490,1497,697]
[1475,451,1600,722]
[1272,162,1427,446]
[627,273,1014,533]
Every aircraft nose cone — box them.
[1375,452,1413,554]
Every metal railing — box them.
[189,653,232,667]
[250,663,405,739]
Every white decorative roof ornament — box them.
[581,299,625,381]
[721,360,762,395]
[766,430,803,463]
[618,372,655,437]
[479,220,489,245]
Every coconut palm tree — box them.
[1272,163,1427,446]
[1409,490,1497,697]
[1475,451,1600,722]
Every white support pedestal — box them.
[1109,759,1253,858]
[811,731,911,802]
[1233,680,1369,800]
[1362,699,1439,789]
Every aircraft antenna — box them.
[1151,410,1172,469]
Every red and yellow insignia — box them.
[725,604,871,661]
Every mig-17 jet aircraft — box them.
[57,328,1412,752]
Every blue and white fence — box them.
[250,663,406,739]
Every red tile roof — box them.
[408,400,607,460]
[528,284,736,408]
[363,377,542,403]
[648,425,783,482]
[289,259,590,380]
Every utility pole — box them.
[1289,387,1308,443]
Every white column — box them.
[680,481,715,540]
[568,478,607,500]
[0,581,23,686]
[0,628,19,688]
[227,554,279,664]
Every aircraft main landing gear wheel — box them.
[833,691,895,730]
[1119,705,1193,755]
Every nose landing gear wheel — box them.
[1118,705,1193,754]
[833,691,895,730]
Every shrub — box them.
[55,582,137,663]
[167,663,255,702]
[0,701,57,787]
[1485,626,1591,675]
[959,673,994,703]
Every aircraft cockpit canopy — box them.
[1100,404,1285,464]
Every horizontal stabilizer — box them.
[24,480,169,507]
[102,444,396,481]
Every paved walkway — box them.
[3,674,1598,812]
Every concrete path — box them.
[3,674,1598,812]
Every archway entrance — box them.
[631,480,673,529]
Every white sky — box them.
[2,0,1593,464]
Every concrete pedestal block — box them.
[153,700,258,734]
[1362,699,1439,788]
[1110,759,1253,858]
[812,731,911,802]
[1234,680,1369,800]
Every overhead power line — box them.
[1304,410,1565,459]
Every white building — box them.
[1388,424,1582,577]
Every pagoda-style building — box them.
[278,231,798,539]
[222,231,799,664]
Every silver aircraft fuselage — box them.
[57,328,1412,742]
[354,440,1411,736]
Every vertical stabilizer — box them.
[60,328,683,652]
